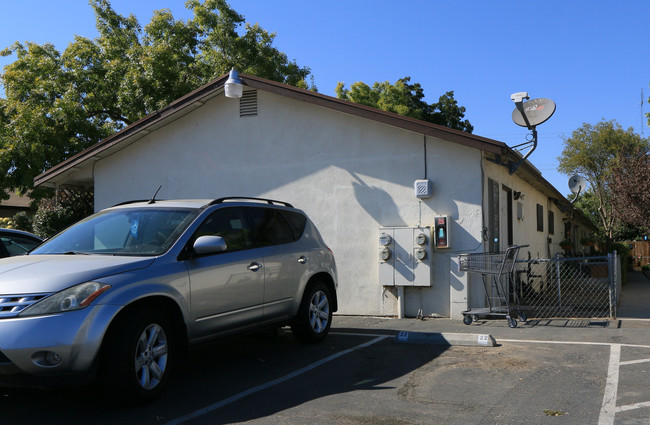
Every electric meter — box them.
[415,247,427,261]
[379,233,392,246]
[380,247,392,261]
[415,233,428,246]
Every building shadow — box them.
[0,327,447,425]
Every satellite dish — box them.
[568,175,587,195]
[512,98,556,128]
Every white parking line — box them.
[499,338,650,349]
[599,344,621,425]
[166,334,650,425]
[599,344,650,424]
[499,338,650,425]
[620,357,650,365]
[164,334,389,425]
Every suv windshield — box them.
[31,207,199,256]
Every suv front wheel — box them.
[291,281,332,343]
[101,308,175,404]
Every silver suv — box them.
[0,197,337,402]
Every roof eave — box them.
[34,73,525,192]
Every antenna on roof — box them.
[148,185,163,204]
[507,92,556,174]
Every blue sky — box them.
[1,0,649,196]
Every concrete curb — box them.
[393,331,497,347]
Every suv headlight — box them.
[19,282,111,317]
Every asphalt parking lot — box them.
[1,315,649,425]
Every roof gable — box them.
[34,73,508,189]
[32,73,577,213]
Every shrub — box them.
[32,190,93,239]
[11,211,33,232]
[33,205,74,239]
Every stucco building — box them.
[34,73,593,319]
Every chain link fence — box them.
[514,254,620,319]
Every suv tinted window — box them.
[247,207,295,246]
[281,210,307,240]
[194,207,252,252]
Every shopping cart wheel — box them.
[507,317,517,328]
[463,315,472,325]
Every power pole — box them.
[642,88,645,137]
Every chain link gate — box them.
[514,253,619,320]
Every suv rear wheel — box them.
[291,281,332,343]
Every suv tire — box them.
[101,308,175,404]
[291,281,332,343]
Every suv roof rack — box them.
[209,197,293,208]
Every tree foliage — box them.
[557,119,649,240]
[610,150,650,234]
[335,77,473,133]
[569,189,645,241]
[0,0,313,201]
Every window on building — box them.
[536,204,544,232]
[548,210,555,235]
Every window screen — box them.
[536,204,544,232]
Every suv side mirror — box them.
[193,235,227,255]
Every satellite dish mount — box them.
[506,92,556,174]
[568,175,586,204]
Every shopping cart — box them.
[459,244,528,328]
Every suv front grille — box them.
[0,294,52,318]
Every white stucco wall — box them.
[93,89,486,317]
[483,160,572,258]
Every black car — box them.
[0,228,42,258]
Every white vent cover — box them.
[239,90,257,117]
[414,179,432,198]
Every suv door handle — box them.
[248,262,262,272]
[297,256,308,264]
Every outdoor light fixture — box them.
[224,68,243,99]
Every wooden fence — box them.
[628,241,650,269]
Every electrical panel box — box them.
[378,227,432,287]
[434,216,450,249]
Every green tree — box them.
[0,0,313,201]
[558,120,649,240]
[568,189,642,242]
[570,190,599,231]
[610,150,650,234]
[335,77,473,133]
